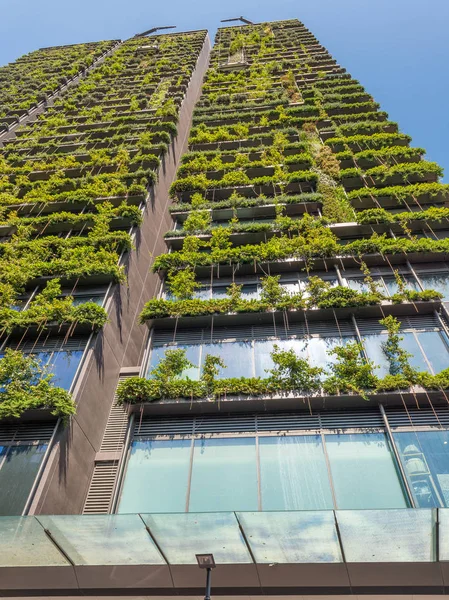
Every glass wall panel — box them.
[400,333,429,372]
[419,273,449,301]
[147,345,200,380]
[259,435,333,510]
[416,331,449,374]
[363,333,401,378]
[393,430,449,508]
[325,433,408,509]
[383,276,419,295]
[189,437,257,512]
[118,439,191,513]
[254,339,307,378]
[201,341,252,378]
[308,336,354,375]
[47,350,84,389]
[0,444,48,516]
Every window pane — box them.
[400,332,429,372]
[48,350,84,390]
[346,278,378,293]
[394,430,449,508]
[118,439,191,513]
[325,433,408,509]
[147,344,200,380]
[0,444,48,516]
[254,339,307,378]
[419,273,449,300]
[189,437,257,512]
[383,275,419,296]
[71,295,104,306]
[308,336,354,375]
[201,341,252,378]
[416,331,449,374]
[363,333,391,377]
[259,435,333,510]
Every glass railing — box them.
[0,508,440,567]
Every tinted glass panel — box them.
[148,345,200,380]
[0,445,47,516]
[118,439,191,513]
[394,430,449,508]
[383,275,419,295]
[416,331,449,374]
[254,339,307,378]
[189,437,257,511]
[201,341,252,378]
[419,273,449,301]
[259,435,333,510]
[48,350,84,389]
[325,433,408,509]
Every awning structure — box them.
[1,509,448,595]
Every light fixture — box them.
[196,553,216,569]
[196,553,215,600]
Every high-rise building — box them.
[1,17,449,598]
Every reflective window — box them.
[418,273,449,301]
[325,433,409,509]
[148,344,200,380]
[259,435,333,510]
[346,275,419,296]
[45,350,84,389]
[119,429,410,513]
[254,339,307,378]
[118,439,191,514]
[189,437,258,511]
[363,330,449,377]
[0,444,48,516]
[201,341,252,379]
[394,430,449,508]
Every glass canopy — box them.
[0,509,440,567]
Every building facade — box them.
[2,17,449,598]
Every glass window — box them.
[189,437,258,512]
[418,273,449,301]
[47,350,84,390]
[363,333,391,377]
[346,277,382,293]
[394,430,449,508]
[147,344,200,380]
[0,444,48,516]
[308,336,354,374]
[400,332,430,373]
[259,435,333,510]
[201,341,252,378]
[383,275,419,296]
[254,338,307,378]
[71,294,104,306]
[118,438,191,513]
[325,433,408,509]
[416,331,449,374]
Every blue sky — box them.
[1,0,448,175]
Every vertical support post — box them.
[205,567,212,600]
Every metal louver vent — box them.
[386,406,449,429]
[83,462,119,514]
[319,409,383,429]
[0,421,56,444]
[257,412,320,431]
[153,321,356,346]
[100,400,129,453]
[134,409,385,438]
[17,336,87,353]
[83,375,131,514]
[357,314,440,334]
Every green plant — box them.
[0,349,76,419]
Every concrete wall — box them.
[31,34,211,514]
